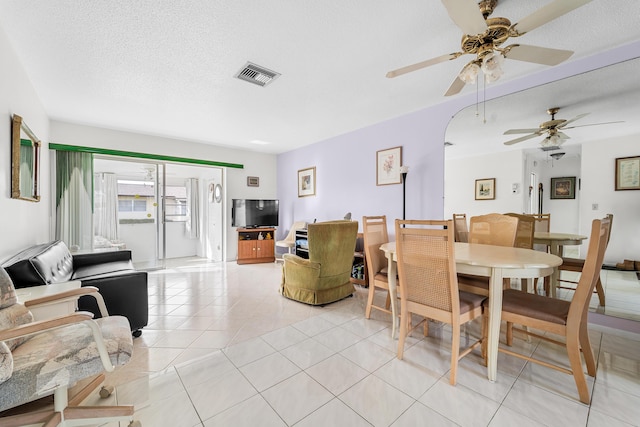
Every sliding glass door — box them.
[92,156,224,268]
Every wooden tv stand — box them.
[236,227,276,264]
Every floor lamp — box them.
[400,165,409,222]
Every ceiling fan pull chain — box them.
[483,76,487,124]
[475,80,480,117]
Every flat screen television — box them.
[232,199,279,228]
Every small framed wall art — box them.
[376,146,402,186]
[550,176,576,199]
[298,166,316,197]
[615,155,640,190]
[247,176,259,187]
[475,178,495,200]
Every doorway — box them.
[93,156,224,269]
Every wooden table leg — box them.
[486,267,503,382]
[386,253,398,340]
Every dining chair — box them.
[505,213,536,292]
[458,213,519,296]
[362,215,394,319]
[395,219,486,385]
[557,213,613,306]
[505,213,535,250]
[275,220,307,260]
[483,216,610,404]
[452,213,469,243]
[468,213,518,246]
[528,213,551,252]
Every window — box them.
[164,185,188,222]
[118,199,147,212]
[116,179,154,220]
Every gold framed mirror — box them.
[11,114,41,202]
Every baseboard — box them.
[589,312,640,336]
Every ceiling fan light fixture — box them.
[484,66,503,83]
[540,133,564,147]
[481,51,504,73]
[459,62,480,84]
[480,51,505,83]
[550,152,565,160]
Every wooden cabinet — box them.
[237,228,275,264]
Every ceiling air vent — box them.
[235,62,280,87]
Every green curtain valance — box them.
[49,143,243,169]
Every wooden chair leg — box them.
[506,321,514,346]
[566,336,591,404]
[579,323,597,377]
[543,276,551,296]
[480,312,489,366]
[595,277,606,306]
[365,285,376,318]
[450,326,460,385]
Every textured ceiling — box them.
[1,0,639,154]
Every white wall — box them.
[119,222,156,263]
[445,150,526,219]
[0,27,51,261]
[165,222,198,258]
[537,154,582,235]
[581,134,640,265]
[49,121,277,261]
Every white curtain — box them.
[55,151,93,251]
[186,178,200,239]
[94,172,119,242]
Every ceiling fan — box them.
[386,0,593,96]
[503,107,624,147]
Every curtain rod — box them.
[48,143,244,169]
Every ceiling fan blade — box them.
[444,75,466,97]
[504,128,541,135]
[441,0,487,35]
[503,133,541,146]
[504,44,573,66]
[386,52,460,78]
[513,0,593,35]
[563,120,625,130]
[558,112,590,128]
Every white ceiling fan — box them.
[503,107,624,147]
[386,0,593,96]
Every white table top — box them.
[533,232,587,244]
[381,241,563,270]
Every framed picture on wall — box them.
[550,176,576,199]
[475,178,495,200]
[615,156,640,190]
[298,167,316,197]
[376,146,402,185]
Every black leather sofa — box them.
[2,240,148,336]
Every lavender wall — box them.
[276,40,640,243]
[276,103,457,241]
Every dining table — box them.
[380,241,562,382]
[533,232,588,297]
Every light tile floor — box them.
[94,259,640,426]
